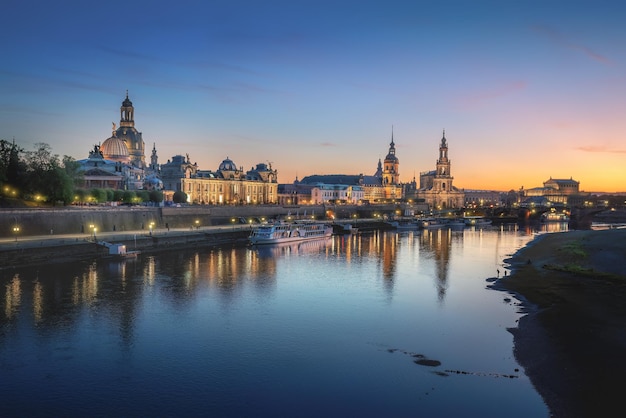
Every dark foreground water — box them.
[0,226,552,417]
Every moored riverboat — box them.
[464,216,493,226]
[541,212,570,223]
[249,222,333,245]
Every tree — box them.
[123,190,136,204]
[136,190,150,203]
[62,155,83,189]
[149,190,163,204]
[173,191,187,204]
[24,143,61,201]
[47,166,74,205]
[74,188,88,204]
[0,139,25,193]
[113,189,125,203]
[90,188,107,204]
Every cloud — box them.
[577,145,626,154]
[320,142,335,147]
[532,25,612,65]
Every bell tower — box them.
[383,127,399,186]
[434,130,453,192]
[120,90,134,128]
[150,143,159,171]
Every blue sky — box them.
[2,0,625,191]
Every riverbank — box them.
[492,229,626,418]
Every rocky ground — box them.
[492,228,626,418]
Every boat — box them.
[249,222,333,245]
[333,223,357,235]
[419,218,443,229]
[420,217,464,229]
[464,216,493,226]
[99,242,141,259]
[395,220,421,231]
[541,212,570,223]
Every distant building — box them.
[294,130,403,203]
[521,177,588,207]
[77,144,146,190]
[415,131,464,210]
[464,190,501,208]
[162,156,278,204]
[103,91,146,168]
[78,92,160,191]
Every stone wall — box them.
[0,204,402,238]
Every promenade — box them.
[0,224,255,269]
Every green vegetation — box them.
[558,240,588,259]
[1,139,164,207]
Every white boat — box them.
[249,222,333,245]
[421,218,464,229]
[541,212,570,223]
[464,216,493,226]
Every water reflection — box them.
[419,228,460,302]
[4,275,20,319]
[0,228,549,417]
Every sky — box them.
[1,0,625,192]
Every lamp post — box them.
[149,222,154,236]
[195,219,199,230]
[231,218,236,230]
[89,224,95,241]
[13,225,19,242]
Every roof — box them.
[299,174,382,186]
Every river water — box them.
[0,225,558,417]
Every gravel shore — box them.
[492,228,626,418]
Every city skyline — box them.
[2,1,625,192]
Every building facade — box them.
[294,130,403,203]
[162,156,278,204]
[415,131,464,210]
[78,92,160,191]
[521,177,587,207]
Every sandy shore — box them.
[492,228,626,418]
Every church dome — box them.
[122,95,133,107]
[219,157,237,171]
[101,135,129,160]
[385,152,398,162]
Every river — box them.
[0,224,558,417]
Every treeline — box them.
[0,140,166,206]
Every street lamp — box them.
[231,218,236,230]
[149,222,155,236]
[195,219,199,230]
[89,224,95,241]
[12,225,19,242]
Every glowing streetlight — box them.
[231,218,236,230]
[195,219,199,230]
[12,225,20,242]
[149,222,155,236]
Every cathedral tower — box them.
[150,143,159,171]
[433,130,453,192]
[115,91,146,168]
[382,127,399,186]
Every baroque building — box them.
[78,92,160,191]
[103,91,146,168]
[160,156,278,204]
[521,177,587,207]
[292,129,403,203]
[415,131,464,209]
